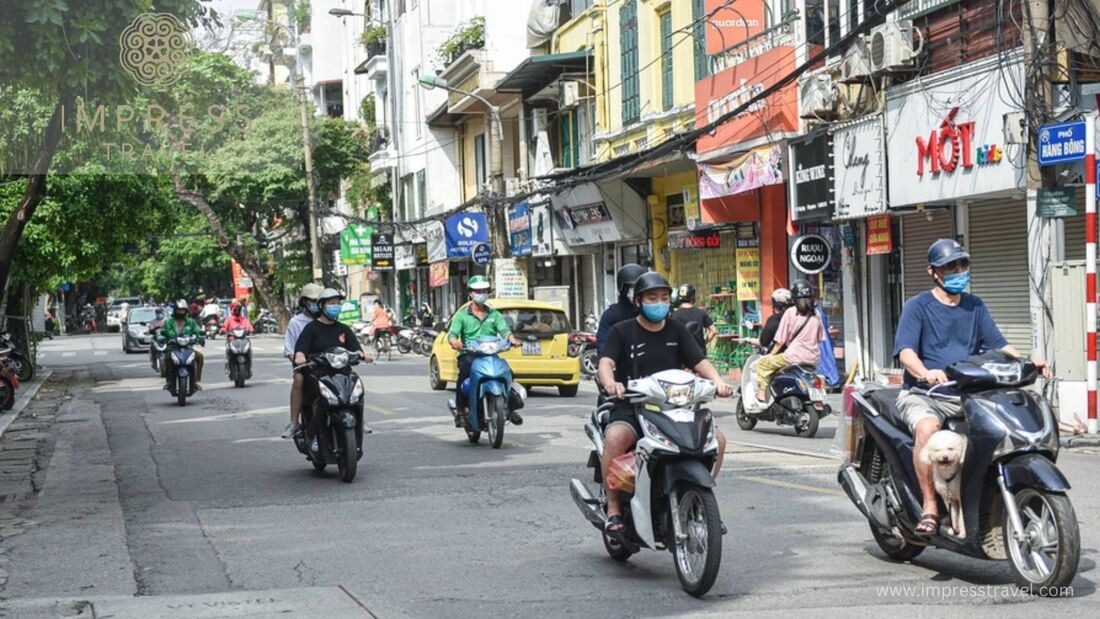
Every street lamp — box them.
[417,76,503,139]
[328,8,355,18]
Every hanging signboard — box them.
[508,202,532,257]
[340,224,373,265]
[735,247,761,301]
[370,232,394,270]
[866,214,894,255]
[550,184,623,246]
[699,143,784,200]
[529,202,553,257]
[791,234,831,274]
[425,221,447,263]
[1036,186,1079,218]
[471,243,492,266]
[668,230,722,250]
[337,300,360,326]
[414,243,429,267]
[394,244,416,270]
[834,114,887,219]
[1037,120,1087,166]
[493,259,529,299]
[790,132,834,222]
[445,212,490,259]
[429,260,449,288]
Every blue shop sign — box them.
[1038,120,1087,166]
[508,203,532,257]
[444,212,489,258]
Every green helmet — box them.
[468,275,491,291]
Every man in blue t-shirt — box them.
[892,238,1049,535]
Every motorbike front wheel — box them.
[1004,487,1079,594]
[337,425,358,483]
[488,395,506,449]
[581,349,599,375]
[11,351,33,382]
[397,340,411,354]
[418,340,433,357]
[672,483,723,598]
[176,376,188,407]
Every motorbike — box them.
[148,325,167,377]
[570,369,724,597]
[0,347,21,411]
[293,347,368,483]
[415,326,438,357]
[80,308,98,334]
[0,331,33,382]
[164,334,200,406]
[447,336,526,448]
[735,347,831,437]
[396,325,417,354]
[203,316,220,341]
[254,309,279,334]
[838,352,1079,594]
[224,328,253,388]
[568,331,598,377]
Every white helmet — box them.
[771,288,792,305]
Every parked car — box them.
[106,296,143,332]
[122,306,159,353]
[428,299,581,397]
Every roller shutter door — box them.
[902,212,951,301]
[968,200,1030,355]
[671,231,738,296]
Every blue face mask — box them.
[940,271,971,294]
[323,305,341,320]
[307,302,320,316]
[640,301,671,322]
[473,293,489,306]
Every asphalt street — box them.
[0,333,1097,618]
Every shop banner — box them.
[834,114,886,219]
[550,183,622,246]
[340,223,372,265]
[703,0,765,55]
[866,214,894,255]
[529,202,553,257]
[508,203,532,257]
[429,260,449,288]
[699,143,784,200]
[669,229,722,250]
[425,221,447,263]
[371,232,394,271]
[445,212,490,259]
[337,300,360,327]
[682,186,701,230]
[493,259,529,299]
[735,247,761,302]
[790,132,834,222]
[395,244,416,270]
[1036,187,1079,218]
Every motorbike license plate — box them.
[810,387,827,402]
[521,341,541,356]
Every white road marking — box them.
[94,351,108,356]
[62,352,76,358]
[231,437,285,444]
[161,405,285,424]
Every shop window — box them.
[805,1,825,46]
[474,134,487,188]
[620,0,640,125]
[691,0,709,80]
[659,9,673,111]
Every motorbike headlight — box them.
[478,341,500,355]
[324,351,350,369]
[318,382,340,406]
[176,336,190,346]
[351,378,364,401]
[640,416,680,453]
[658,380,694,407]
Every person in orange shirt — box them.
[369,299,393,346]
[220,301,254,334]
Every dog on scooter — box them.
[920,430,968,538]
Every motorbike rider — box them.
[893,239,1050,535]
[418,303,435,329]
[595,263,646,355]
[598,273,732,535]
[282,282,325,439]
[754,280,824,404]
[219,300,254,335]
[671,283,717,351]
[448,276,522,427]
[751,288,792,350]
[156,300,205,390]
[370,299,394,345]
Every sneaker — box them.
[282,422,301,439]
[509,411,524,426]
[453,407,468,428]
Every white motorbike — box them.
[570,369,724,597]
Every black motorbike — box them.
[164,334,200,406]
[736,346,831,437]
[838,352,1079,595]
[203,316,220,341]
[224,328,252,388]
[0,331,33,382]
[293,347,369,483]
[254,309,279,334]
[149,325,167,377]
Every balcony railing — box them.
[366,39,386,61]
[709,12,800,75]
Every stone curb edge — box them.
[0,369,54,440]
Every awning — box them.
[495,50,592,98]
[426,101,460,128]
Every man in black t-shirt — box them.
[670,283,715,351]
[597,273,732,535]
[291,289,366,435]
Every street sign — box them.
[340,224,373,265]
[1038,120,1087,166]
[1036,186,1078,218]
[791,234,832,274]
[371,233,394,270]
[471,243,491,266]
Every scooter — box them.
[0,331,33,382]
[203,316,220,341]
[164,334,199,406]
[569,331,598,377]
[224,328,252,388]
[838,352,1079,595]
[254,309,279,334]
[569,369,724,597]
[415,326,438,357]
[293,347,368,483]
[0,347,21,411]
[736,347,831,437]
[447,336,526,448]
[149,326,167,377]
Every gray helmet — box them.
[927,238,970,268]
[298,282,324,302]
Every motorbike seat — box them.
[865,387,907,431]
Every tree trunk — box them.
[0,99,67,311]
[172,174,293,330]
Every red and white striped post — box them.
[1086,112,1097,434]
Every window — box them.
[560,111,580,168]
[416,169,426,213]
[692,0,709,80]
[412,68,422,137]
[659,9,673,111]
[619,0,639,125]
[401,173,414,221]
[474,134,487,188]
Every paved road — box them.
[0,333,1097,617]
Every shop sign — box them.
[682,186,701,230]
[735,247,761,301]
[339,224,372,265]
[370,232,394,270]
[550,184,623,246]
[791,234,831,274]
[699,143,784,200]
[445,212,490,259]
[1037,120,1087,166]
[834,114,886,219]
[425,220,447,263]
[866,214,894,255]
[529,202,553,257]
[428,260,448,288]
[508,203,532,257]
[414,243,429,267]
[1036,186,1079,218]
[703,0,766,55]
[332,250,348,277]
[337,300,360,327]
[394,244,416,270]
[493,259,528,299]
[886,57,1025,207]
[668,230,722,250]
[471,243,492,266]
[790,133,833,222]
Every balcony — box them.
[355,28,388,83]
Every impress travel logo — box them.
[119,13,193,87]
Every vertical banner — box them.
[865,214,894,255]
[508,203,532,257]
[340,224,373,265]
[230,260,251,299]
[735,247,760,301]
[429,260,449,288]
[493,259,529,299]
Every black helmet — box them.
[677,283,696,304]
[790,279,813,299]
[927,238,969,268]
[632,272,673,301]
[616,263,646,297]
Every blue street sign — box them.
[1038,120,1087,166]
[444,212,489,258]
[471,243,491,266]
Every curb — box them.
[0,369,54,440]
[1061,434,1100,448]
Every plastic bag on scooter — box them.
[830,384,863,464]
[606,453,636,493]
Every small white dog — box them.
[920,430,968,538]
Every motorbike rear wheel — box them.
[337,425,358,483]
[235,376,245,388]
[0,375,14,411]
[12,351,33,382]
[672,483,722,597]
[735,397,757,430]
[794,403,819,438]
[581,349,599,376]
[488,395,506,449]
[602,530,634,562]
[1004,487,1079,594]
[418,339,433,357]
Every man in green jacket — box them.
[448,276,521,426]
[157,300,207,389]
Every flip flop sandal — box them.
[604,514,626,535]
[915,513,939,535]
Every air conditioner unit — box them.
[840,37,872,83]
[798,72,837,119]
[560,81,580,109]
[504,178,521,196]
[869,20,919,74]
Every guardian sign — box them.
[1038,120,1087,166]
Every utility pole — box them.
[295,71,324,282]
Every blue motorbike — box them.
[448,336,526,448]
[164,334,200,406]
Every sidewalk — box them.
[0,369,53,441]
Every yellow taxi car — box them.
[428,298,581,397]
